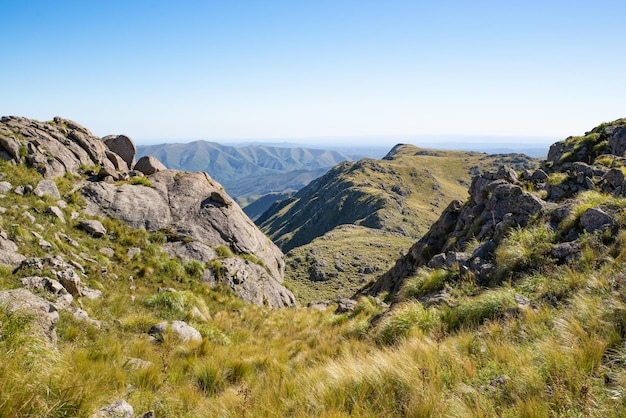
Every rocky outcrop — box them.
[81,167,293,307]
[0,116,126,179]
[365,118,626,299]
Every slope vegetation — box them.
[259,145,538,302]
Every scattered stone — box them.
[91,399,134,418]
[149,320,202,343]
[134,156,166,175]
[55,268,82,297]
[79,219,107,237]
[335,298,357,314]
[81,286,103,300]
[0,181,12,193]
[13,185,24,195]
[34,180,61,199]
[127,247,141,258]
[56,199,67,209]
[308,300,331,311]
[38,238,52,251]
[23,211,36,223]
[46,206,66,223]
[100,247,115,258]
[70,307,102,327]
[19,276,73,310]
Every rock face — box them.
[0,115,294,308]
[102,134,136,170]
[82,170,294,307]
[365,118,626,299]
[0,116,125,179]
[0,288,59,344]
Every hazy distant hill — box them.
[136,141,354,211]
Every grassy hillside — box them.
[4,125,626,416]
[261,144,538,303]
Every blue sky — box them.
[2,1,625,145]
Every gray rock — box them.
[0,249,25,267]
[0,134,20,160]
[38,238,52,251]
[34,180,61,199]
[100,247,115,258]
[149,320,202,343]
[70,307,102,327]
[91,399,134,418]
[609,126,626,156]
[55,268,82,297]
[81,286,103,300]
[530,169,548,182]
[580,207,616,233]
[127,247,141,258]
[603,168,625,189]
[102,134,136,170]
[0,288,59,344]
[134,156,166,175]
[307,300,331,311]
[19,276,73,310]
[105,150,129,172]
[427,253,446,269]
[23,211,36,223]
[0,181,12,193]
[335,297,357,313]
[79,219,107,237]
[46,206,65,223]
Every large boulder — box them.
[102,134,136,170]
[82,170,294,307]
[134,156,167,175]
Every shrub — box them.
[442,289,516,331]
[215,245,234,258]
[374,301,439,345]
[401,268,453,300]
[495,224,555,280]
[130,176,153,187]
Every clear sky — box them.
[2,1,625,144]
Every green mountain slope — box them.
[258,144,538,302]
[3,117,626,417]
[136,141,354,208]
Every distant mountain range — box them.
[136,141,356,216]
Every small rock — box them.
[100,247,115,258]
[13,185,24,195]
[46,206,66,223]
[55,268,82,297]
[79,219,107,237]
[149,320,202,343]
[56,200,67,209]
[81,286,103,300]
[127,247,141,258]
[0,181,12,193]
[335,298,357,314]
[307,300,331,311]
[91,399,134,418]
[23,211,36,223]
[188,306,209,322]
[39,239,52,251]
[34,180,61,199]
